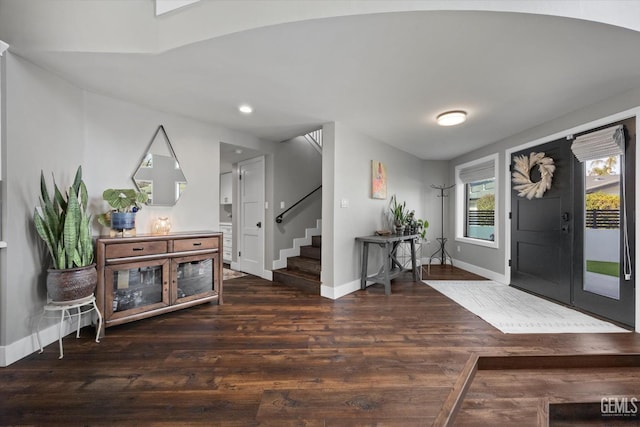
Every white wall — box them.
[1,53,86,356]
[321,122,434,298]
[84,91,243,235]
[0,53,268,365]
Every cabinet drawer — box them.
[174,237,218,252]
[105,241,168,259]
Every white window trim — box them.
[455,153,499,249]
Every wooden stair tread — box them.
[273,268,320,283]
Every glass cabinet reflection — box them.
[106,259,170,319]
[173,254,218,304]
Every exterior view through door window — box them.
[584,155,621,299]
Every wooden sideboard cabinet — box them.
[96,231,223,336]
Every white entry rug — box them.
[424,280,629,334]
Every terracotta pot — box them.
[46,264,97,302]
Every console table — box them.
[356,233,419,295]
[96,231,222,337]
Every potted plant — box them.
[416,218,429,240]
[404,210,429,238]
[390,194,408,234]
[97,188,149,234]
[33,166,97,302]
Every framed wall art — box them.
[371,160,387,199]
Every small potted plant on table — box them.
[390,195,409,235]
[98,188,148,237]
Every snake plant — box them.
[33,166,94,269]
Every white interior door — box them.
[238,156,265,276]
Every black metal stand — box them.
[429,184,455,267]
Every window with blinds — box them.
[455,154,499,246]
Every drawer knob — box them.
[193,242,202,246]
[132,247,145,252]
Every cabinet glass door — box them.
[173,253,219,304]
[105,259,170,320]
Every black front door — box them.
[511,138,574,304]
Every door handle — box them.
[256,221,262,228]
[562,212,570,221]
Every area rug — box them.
[223,268,248,281]
[424,280,629,334]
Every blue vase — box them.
[110,212,136,230]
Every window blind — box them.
[570,125,625,162]
[458,160,495,184]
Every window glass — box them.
[465,178,495,241]
[583,155,621,299]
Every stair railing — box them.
[275,185,322,224]
[304,129,323,155]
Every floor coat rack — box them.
[429,184,455,266]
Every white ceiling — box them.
[13,9,640,160]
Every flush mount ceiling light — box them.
[436,110,467,126]
[238,104,253,114]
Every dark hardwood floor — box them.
[1,267,639,426]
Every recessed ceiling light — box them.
[436,110,467,126]
[238,104,253,114]
[234,149,243,154]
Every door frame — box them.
[504,107,640,331]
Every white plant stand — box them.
[36,295,102,359]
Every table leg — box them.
[410,238,418,281]
[383,242,391,295]
[360,242,369,290]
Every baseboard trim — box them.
[451,258,508,284]
[0,316,93,367]
[320,279,360,299]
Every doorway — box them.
[219,143,266,277]
[510,119,635,327]
[571,119,635,326]
[237,156,265,277]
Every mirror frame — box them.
[132,125,187,206]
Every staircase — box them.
[273,235,321,293]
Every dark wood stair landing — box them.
[273,235,321,293]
